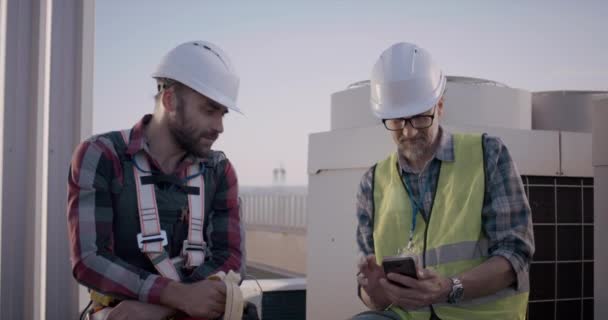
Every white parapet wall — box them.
[240,187,308,275]
[245,229,307,276]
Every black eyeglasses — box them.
[382,108,436,131]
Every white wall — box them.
[307,168,369,320]
[533,91,608,133]
[442,82,532,130]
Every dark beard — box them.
[167,97,212,158]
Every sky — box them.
[94,0,607,186]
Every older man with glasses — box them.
[351,42,535,320]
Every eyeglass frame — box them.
[382,107,437,131]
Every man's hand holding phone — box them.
[379,256,452,310]
[357,255,391,310]
[381,256,419,285]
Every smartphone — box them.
[382,256,418,287]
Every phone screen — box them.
[382,256,418,287]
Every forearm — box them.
[159,281,188,310]
[72,254,172,303]
[111,300,177,319]
[458,256,515,301]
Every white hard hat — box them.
[370,42,446,119]
[152,41,241,114]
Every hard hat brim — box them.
[152,72,244,115]
[371,75,446,119]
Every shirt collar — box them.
[124,114,202,166]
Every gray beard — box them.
[400,138,432,161]
[401,146,426,161]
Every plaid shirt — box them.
[67,115,244,304]
[356,127,535,290]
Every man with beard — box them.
[352,42,534,320]
[67,41,245,320]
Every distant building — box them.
[272,164,287,186]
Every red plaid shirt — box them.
[67,115,243,304]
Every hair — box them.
[154,78,188,109]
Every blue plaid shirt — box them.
[356,127,535,290]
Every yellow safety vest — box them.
[373,133,528,320]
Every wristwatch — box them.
[447,277,464,304]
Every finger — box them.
[357,255,369,269]
[365,255,379,266]
[418,278,444,294]
[379,278,400,303]
[209,299,225,313]
[211,280,227,295]
[380,278,428,303]
[386,272,421,289]
[358,264,370,276]
[359,256,376,273]
[357,273,369,287]
[379,279,425,310]
[379,278,409,299]
[216,290,227,305]
[372,264,387,277]
[417,267,438,280]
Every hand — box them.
[357,255,391,309]
[379,267,452,310]
[164,280,227,319]
[106,300,175,320]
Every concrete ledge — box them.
[243,277,307,292]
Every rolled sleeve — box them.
[356,166,376,256]
[490,246,530,291]
[482,135,535,290]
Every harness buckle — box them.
[136,230,168,250]
[182,240,206,254]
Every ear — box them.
[436,96,444,117]
[161,88,176,112]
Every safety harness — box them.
[87,130,245,320]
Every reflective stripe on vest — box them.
[373,133,528,320]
